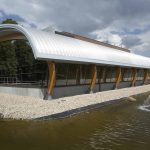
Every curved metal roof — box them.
[0,24,150,69]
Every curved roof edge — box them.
[0,24,150,69]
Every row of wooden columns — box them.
[115,67,149,88]
[46,61,149,99]
[46,62,98,98]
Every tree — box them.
[2,18,17,24]
[0,19,35,75]
[0,19,18,75]
[0,41,17,75]
[0,18,46,83]
[14,40,34,73]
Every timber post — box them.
[143,69,148,84]
[115,66,122,89]
[44,61,56,100]
[89,64,97,93]
[131,68,137,87]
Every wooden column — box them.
[115,66,122,89]
[47,61,56,98]
[90,64,97,93]
[143,69,148,84]
[131,68,137,86]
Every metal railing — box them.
[0,76,17,84]
[0,72,47,87]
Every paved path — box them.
[0,85,150,120]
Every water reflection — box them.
[139,94,150,112]
[0,92,150,150]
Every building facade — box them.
[0,24,150,100]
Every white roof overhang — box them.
[0,24,150,69]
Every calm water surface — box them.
[0,93,150,150]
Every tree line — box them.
[0,19,45,78]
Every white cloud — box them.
[0,11,2,18]
[131,30,150,55]
[90,25,125,48]
[91,30,123,47]
[0,0,57,29]
[0,0,150,56]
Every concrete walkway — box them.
[0,85,150,120]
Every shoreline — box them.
[0,85,150,120]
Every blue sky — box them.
[0,0,150,56]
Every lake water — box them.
[0,93,150,150]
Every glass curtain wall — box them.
[96,66,117,83]
[80,65,92,84]
[105,67,116,82]
[96,66,103,83]
[55,64,147,87]
[136,69,144,80]
[122,68,132,81]
[55,63,69,86]
[56,63,92,86]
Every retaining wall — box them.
[0,80,148,99]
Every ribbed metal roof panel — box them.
[0,24,150,68]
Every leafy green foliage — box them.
[14,40,35,73]
[2,19,17,24]
[0,19,36,76]
[0,41,17,74]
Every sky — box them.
[0,0,150,56]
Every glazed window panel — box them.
[96,66,102,83]
[105,67,116,83]
[66,64,79,85]
[55,63,68,86]
[80,65,86,84]
[137,69,144,80]
[123,68,132,81]
[123,68,128,81]
[85,65,92,84]
[110,67,116,82]
[105,67,111,82]
[80,65,92,84]
[128,69,132,81]
[100,67,106,83]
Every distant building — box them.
[0,24,149,100]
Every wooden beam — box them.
[143,69,148,84]
[0,33,26,42]
[90,64,97,92]
[131,68,137,86]
[115,66,122,89]
[47,62,56,95]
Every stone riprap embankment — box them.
[0,85,150,120]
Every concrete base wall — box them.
[0,86,45,99]
[52,85,90,99]
[0,80,147,99]
[136,80,143,86]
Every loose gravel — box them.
[0,85,150,120]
